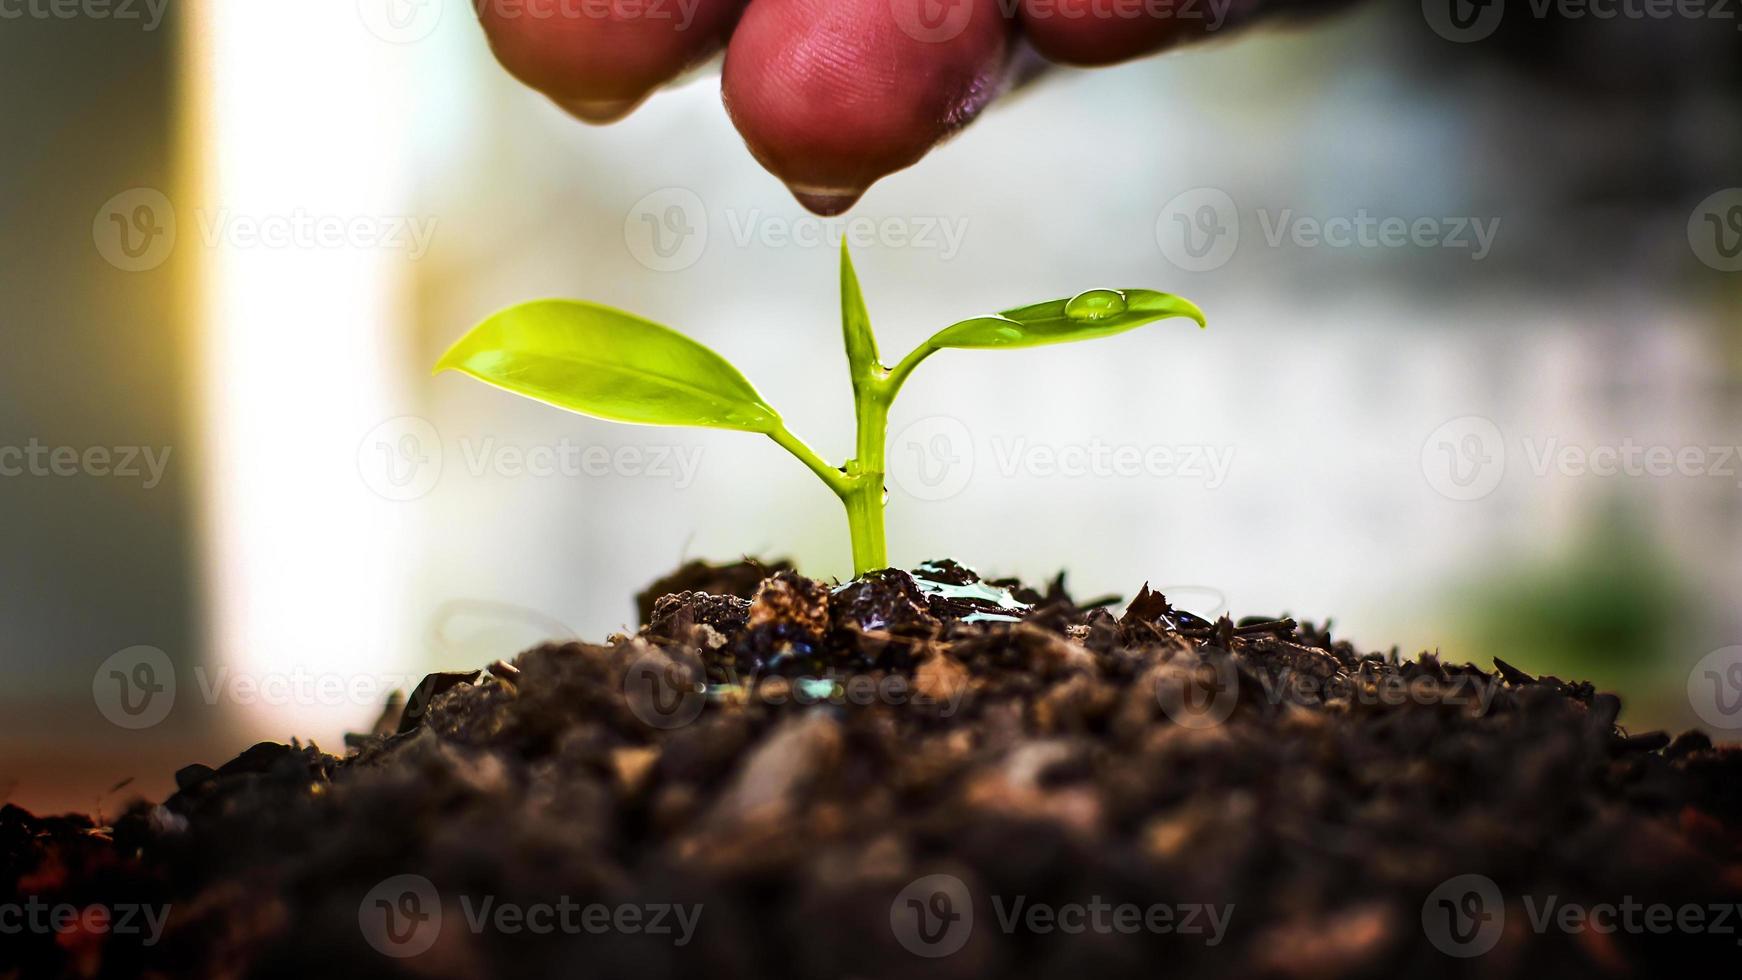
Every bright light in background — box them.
[186,1,425,737]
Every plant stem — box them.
[768,410,886,574]
[836,343,942,575]
[768,425,850,496]
[841,374,891,574]
[769,334,937,576]
[884,343,935,397]
[841,480,886,573]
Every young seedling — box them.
[435,244,1204,576]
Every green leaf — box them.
[839,241,880,382]
[435,300,782,433]
[924,289,1205,352]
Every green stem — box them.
[837,343,944,575]
[842,374,891,573]
[884,343,935,397]
[768,425,850,496]
[768,340,939,576]
[842,480,886,573]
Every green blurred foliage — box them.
[1454,501,1693,719]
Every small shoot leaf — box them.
[839,241,881,383]
[435,300,782,433]
[924,289,1205,352]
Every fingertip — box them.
[1018,0,1202,66]
[790,186,867,217]
[724,0,1013,212]
[555,96,646,125]
[478,0,745,118]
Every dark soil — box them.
[5,560,1740,979]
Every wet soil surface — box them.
[5,560,1741,979]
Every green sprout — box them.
[435,244,1204,576]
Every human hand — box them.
[478,0,1352,213]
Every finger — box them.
[478,0,748,123]
[1018,0,1359,67]
[1016,0,1213,66]
[722,0,1014,215]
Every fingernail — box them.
[788,184,866,216]
[557,97,640,125]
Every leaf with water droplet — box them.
[922,289,1205,352]
[435,300,782,433]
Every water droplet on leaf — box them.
[1064,289,1128,322]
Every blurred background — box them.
[2,0,1739,814]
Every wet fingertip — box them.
[555,97,645,125]
[789,185,868,216]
